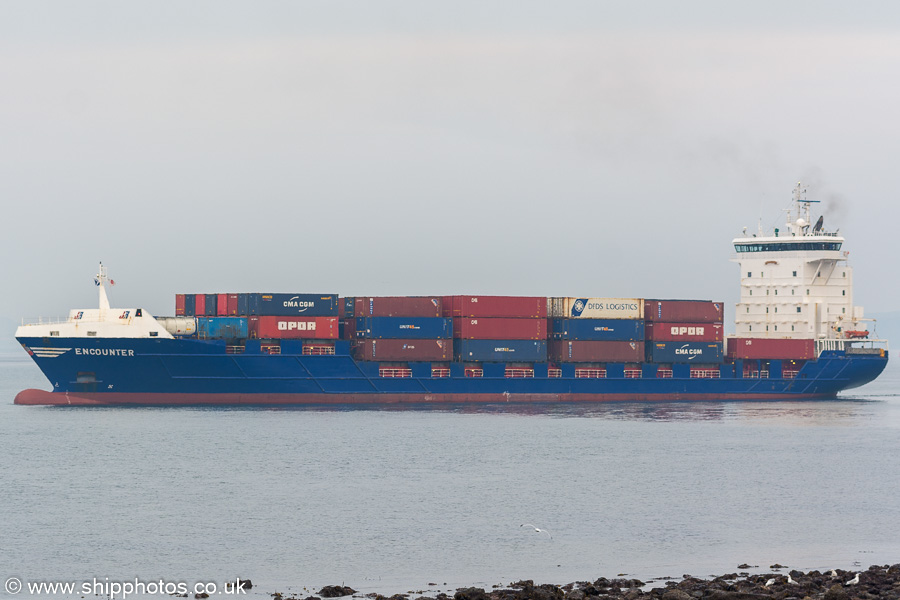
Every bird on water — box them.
[521,524,552,539]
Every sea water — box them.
[1,354,898,599]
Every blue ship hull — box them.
[14,336,889,405]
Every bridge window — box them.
[842,290,846,296]
[735,242,842,252]
[793,271,797,276]
[796,306,801,313]
[87,331,97,336]
[747,272,752,278]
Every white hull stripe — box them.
[29,347,71,358]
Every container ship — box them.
[14,185,889,406]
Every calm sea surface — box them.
[1,353,899,599]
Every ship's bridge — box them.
[732,233,846,263]
[730,183,869,344]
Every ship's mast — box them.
[95,262,111,314]
[791,181,823,236]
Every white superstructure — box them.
[15,263,174,340]
[731,183,866,341]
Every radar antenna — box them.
[813,215,824,233]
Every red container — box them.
[727,337,816,360]
[549,340,645,362]
[354,296,442,318]
[443,295,547,318]
[216,293,228,316]
[226,294,239,316]
[646,322,723,342]
[249,316,338,339]
[175,294,185,316]
[194,293,206,316]
[453,317,546,340]
[354,339,453,361]
[340,318,357,340]
[644,300,724,323]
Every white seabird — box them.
[830,570,838,578]
[786,573,799,585]
[764,578,776,587]
[521,523,552,539]
[845,573,860,586]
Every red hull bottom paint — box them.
[15,388,836,406]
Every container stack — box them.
[444,296,548,365]
[351,297,453,361]
[644,300,725,370]
[548,298,645,363]
[174,293,339,348]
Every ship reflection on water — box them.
[261,397,886,424]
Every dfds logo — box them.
[570,299,588,317]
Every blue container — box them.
[197,317,249,340]
[249,293,338,316]
[550,318,644,341]
[455,339,548,362]
[204,294,218,316]
[237,294,250,316]
[355,317,452,339]
[343,297,355,318]
[184,294,196,317]
[647,341,723,364]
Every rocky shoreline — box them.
[271,564,900,600]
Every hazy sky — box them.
[3,1,900,331]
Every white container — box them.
[549,298,644,320]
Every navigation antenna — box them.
[792,181,820,236]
